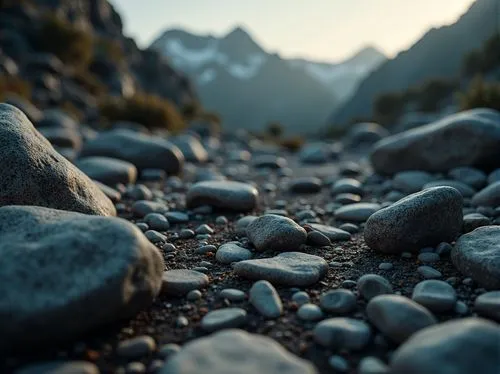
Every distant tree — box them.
[267,122,284,138]
[373,93,403,125]
[418,79,458,112]
[458,75,500,112]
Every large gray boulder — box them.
[0,206,164,352]
[391,318,500,374]
[80,129,184,175]
[364,187,463,254]
[0,103,115,216]
[371,109,500,175]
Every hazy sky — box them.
[110,0,477,62]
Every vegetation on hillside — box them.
[458,76,500,112]
[0,75,31,101]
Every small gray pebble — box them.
[144,213,170,231]
[125,362,146,374]
[186,290,202,301]
[292,291,310,306]
[328,355,349,372]
[307,231,331,247]
[116,336,156,359]
[435,242,452,256]
[320,289,357,314]
[176,316,189,327]
[196,245,217,254]
[418,252,440,263]
[378,262,393,270]
[145,230,167,244]
[357,274,393,301]
[215,216,228,225]
[220,288,246,302]
[201,308,247,332]
[179,229,195,239]
[454,300,469,315]
[297,303,324,321]
[195,224,214,235]
[161,243,176,252]
[358,356,389,374]
[136,222,149,232]
[157,343,181,359]
[418,266,442,279]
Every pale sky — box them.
[110,0,477,62]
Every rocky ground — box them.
[1,104,500,374]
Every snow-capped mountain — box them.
[150,27,385,133]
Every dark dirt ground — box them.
[1,154,480,374]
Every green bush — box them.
[72,69,107,97]
[458,76,500,111]
[267,122,284,138]
[99,92,186,133]
[39,15,93,69]
[94,38,124,64]
[280,136,305,152]
[463,35,500,77]
[0,74,31,101]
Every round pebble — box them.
[161,270,209,296]
[220,288,246,302]
[297,303,324,321]
[201,308,247,332]
[313,317,371,350]
[249,280,283,318]
[116,336,156,359]
[357,274,393,301]
[475,291,500,321]
[292,291,310,306]
[319,289,357,314]
[411,280,457,312]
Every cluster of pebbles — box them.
[1,103,500,374]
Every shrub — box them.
[72,69,107,97]
[463,35,500,77]
[280,136,305,152]
[0,74,31,101]
[39,14,93,70]
[99,92,185,133]
[373,92,404,125]
[94,37,124,64]
[458,76,500,112]
[267,122,284,138]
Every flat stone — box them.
[116,336,156,359]
[423,180,476,198]
[417,252,440,263]
[335,203,381,222]
[246,214,307,251]
[131,201,167,218]
[305,223,351,241]
[220,289,246,302]
[160,329,317,374]
[75,156,137,186]
[161,270,209,296]
[448,166,487,189]
[313,318,371,350]
[186,181,259,212]
[201,308,247,332]
[390,318,500,374]
[249,280,283,318]
[0,104,115,216]
[364,187,463,254]
[393,171,435,193]
[144,213,170,231]
[234,252,328,286]
[358,357,389,374]
[216,243,252,264]
[411,280,457,312]
[170,134,208,163]
[331,178,363,196]
[164,211,189,223]
[472,181,500,207]
[319,289,357,314]
[297,303,324,321]
[366,295,437,343]
[0,206,163,352]
[417,266,442,279]
[307,231,332,246]
[334,193,362,204]
[451,226,500,289]
[475,291,500,321]
[357,274,393,301]
[289,177,322,193]
[370,109,500,174]
[463,213,490,232]
[14,361,99,374]
[80,129,184,174]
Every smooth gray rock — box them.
[411,280,457,313]
[234,252,328,286]
[423,180,476,198]
[161,270,209,296]
[297,303,324,321]
[75,156,137,186]
[80,129,184,174]
[201,308,247,332]
[15,361,99,374]
[144,213,170,231]
[0,206,164,352]
[38,127,82,150]
[0,103,115,216]
[357,274,393,301]
[305,223,351,241]
[488,169,500,185]
[116,336,156,359]
[319,289,357,314]
[417,252,440,263]
[161,329,317,374]
[132,201,168,218]
[249,280,283,318]
[451,226,500,289]
[216,243,252,264]
[463,213,490,232]
[448,166,487,189]
[358,357,389,374]
[334,203,381,222]
[313,318,371,350]
[475,291,500,321]
[472,181,500,207]
[289,177,322,194]
[170,134,208,163]
[417,266,442,279]
[186,181,259,212]
[331,178,363,195]
[235,215,258,236]
[307,231,332,246]
[246,214,307,252]
[364,187,463,254]
[371,109,500,174]
[220,289,246,302]
[390,318,500,374]
[292,291,311,306]
[393,171,435,193]
[366,295,437,343]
